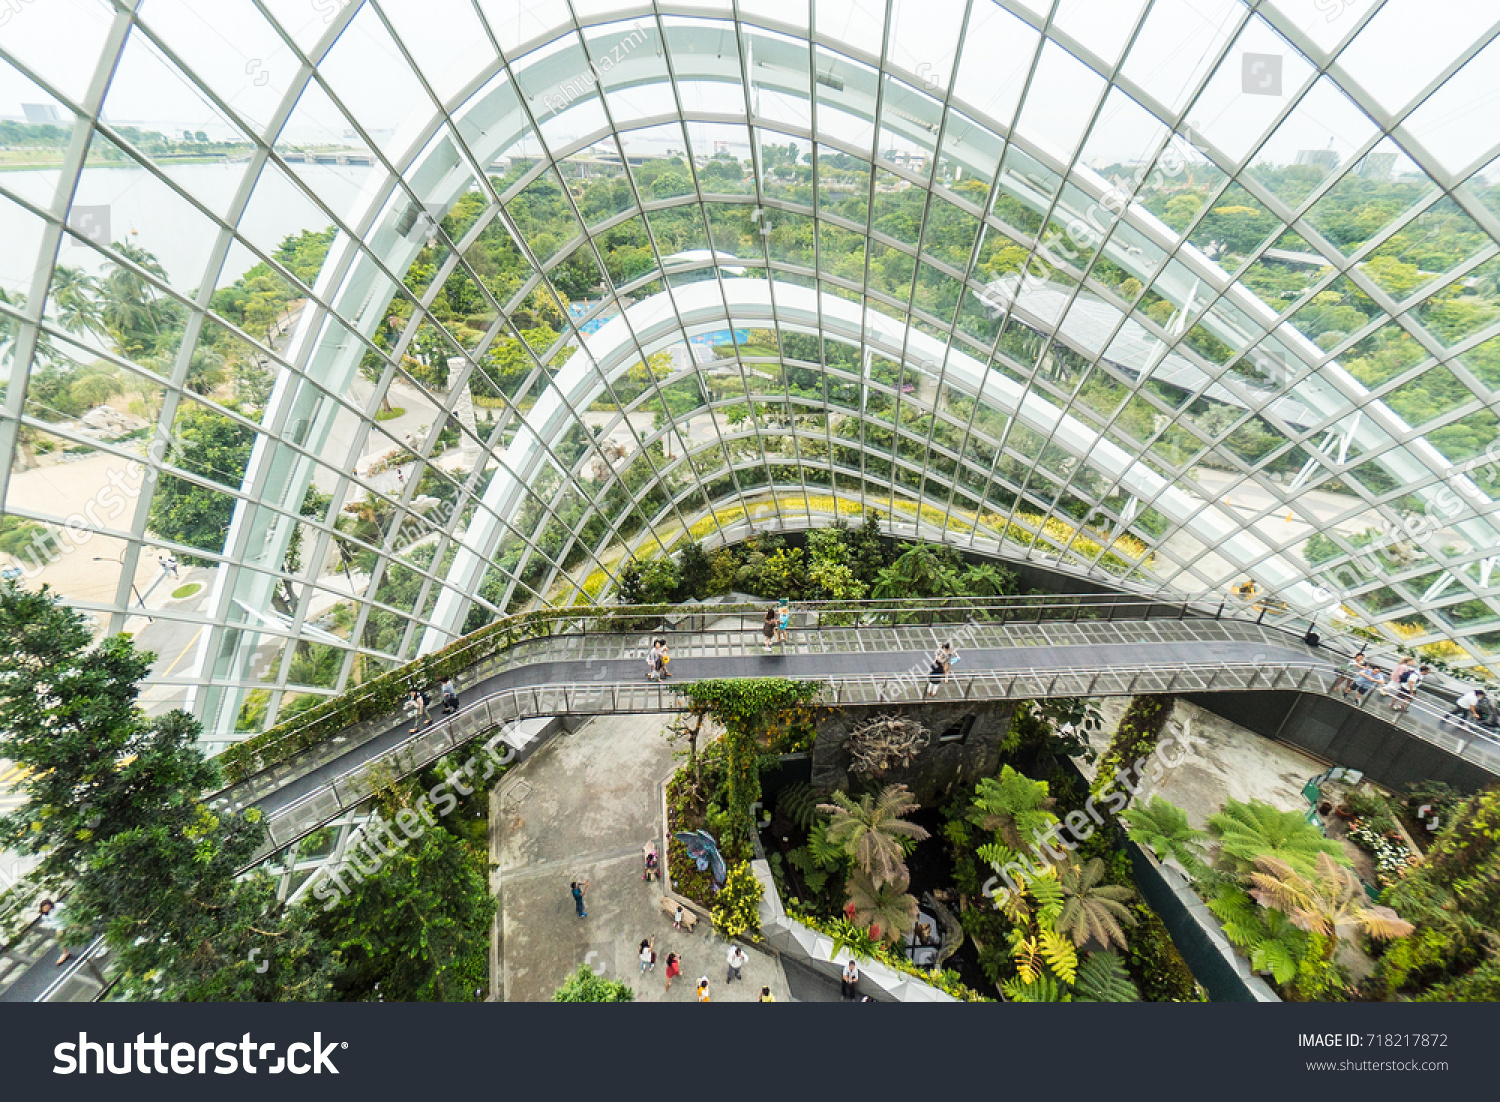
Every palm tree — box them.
[818,782,930,888]
[844,870,919,944]
[1208,799,1347,878]
[1122,796,1209,878]
[1055,857,1138,950]
[48,265,102,335]
[1248,852,1414,960]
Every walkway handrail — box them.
[214,589,1309,787]
[239,653,1500,868]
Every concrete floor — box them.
[1076,697,1328,828]
[491,713,791,1002]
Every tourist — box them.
[696,976,711,1002]
[726,943,747,984]
[927,642,955,696]
[673,903,686,930]
[571,879,588,919]
[1391,665,1429,713]
[762,607,778,649]
[1330,652,1367,695]
[647,639,663,681]
[407,685,432,733]
[1443,688,1493,730]
[664,952,681,992]
[1386,656,1416,696]
[840,958,860,1000]
[38,898,75,966]
[439,675,460,715]
[655,641,672,680]
[776,598,791,644]
[1344,663,1384,702]
[639,938,656,974]
[758,986,775,1002]
[642,846,659,882]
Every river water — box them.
[0,160,372,298]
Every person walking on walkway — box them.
[655,641,672,680]
[1391,665,1429,713]
[726,943,747,984]
[1443,688,1493,730]
[407,685,432,732]
[758,986,775,1002]
[571,879,589,919]
[439,676,460,715]
[776,598,791,645]
[647,639,663,681]
[664,952,681,992]
[840,958,860,1000]
[696,976,711,1002]
[639,938,656,974]
[927,642,954,695]
[762,607,778,649]
[1331,652,1367,695]
[38,898,75,966]
[1343,663,1384,702]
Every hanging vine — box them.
[675,677,823,857]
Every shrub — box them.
[711,861,764,940]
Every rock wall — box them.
[810,701,1015,804]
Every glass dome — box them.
[2,0,1498,744]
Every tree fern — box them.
[1055,857,1137,950]
[1121,796,1209,878]
[1207,799,1347,877]
[818,783,930,888]
[1073,951,1140,1002]
[969,766,1057,853]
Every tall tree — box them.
[818,782,930,888]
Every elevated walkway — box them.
[212,605,1498,867]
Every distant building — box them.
[21,103,64,125]
[1294,148,1339,173]
[1354,151,1396,180]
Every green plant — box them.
[1073,950,1141,1002]
[844,869,919,943]
[676,678,822,856]
[1055,857,1139,951]
[774,781,820,831]
[1248,852,1414,954]
[710,861,764,940]
[552,963,634,1002]
[818,782,930,887]
[1090,693,1173,806]
[1207,799,1348,877]
[1122,796,1209,878]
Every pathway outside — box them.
[491,713,792,1002]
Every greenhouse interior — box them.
[2,0,1500,1007]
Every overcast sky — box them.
[0,0,1494,178]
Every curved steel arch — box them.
[5,2,1500,743]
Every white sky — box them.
[0,0,1493,176]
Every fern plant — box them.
[1001,973,1070,1002]
[1121,796,1209,879]
[775,781,820,831]
[1073,951,1140,1002]
[1055,857,1138,951]
[1207,799,1348,877]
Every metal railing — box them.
[214,590,1313,795]
[242,647,1500,867]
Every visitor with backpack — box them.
[439,675,460,715]
[1391,664,1429,713]
[407,685,432,733]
